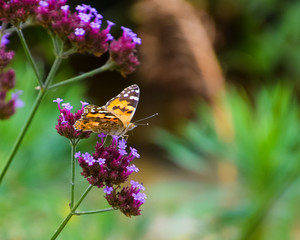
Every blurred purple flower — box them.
[0,0,39,25]
[109,26,141,77]
[1,34,10,47]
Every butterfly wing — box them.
[74,104,123,134]
[105,84,140,126]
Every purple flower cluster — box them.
[109,27,141,77]
[0,30,14,70]
[0,0,39,24]
[0,1,142,76]
[0,33,23,119]
[105,180,146,217]
[75,135,146,217]
[35,2,114,57]
[53,98,91,139]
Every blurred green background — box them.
[1,0,300,239]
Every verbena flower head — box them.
[0,88,23,120]
[0,0,40,25]
[53,98,91,139]
[105,180,147,217]
[77,136,140,187]
[76,135,145,217]
[35,1,114,57]
[0,33,21,120]
[109,26,141,77]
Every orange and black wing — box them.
[105,84,140,126]
[74,104,122,134]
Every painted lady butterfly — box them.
[74,84,140,136]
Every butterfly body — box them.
[74,84,139,136]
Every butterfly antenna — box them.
[134,113,158,125]
[135,123,150,126]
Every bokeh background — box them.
[1,0,300,239]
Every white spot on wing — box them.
[129,96,139,100]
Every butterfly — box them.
[74,84,140,136]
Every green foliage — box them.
[200,0,300,87]
[155,85,300,239]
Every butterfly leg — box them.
[98,134,108,148]
[122,135,129,141]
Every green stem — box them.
[0,90,43,183]
[49,32,59,56]
[238,165,300,240]
[75,207,114,216]
[44,55,63,89]
[50,185,93,240]
[0,56,62,184]
[15,26,43,87]
[70,140,77,209]
[48,61,115,90]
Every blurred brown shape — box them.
[135,0,224,98]
[134,0,233,141]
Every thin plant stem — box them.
[0,90,43,183]
[49,32,59,55]
[48,61,115,90]
[15,26,43,87]
[50,185,93,240]
[0,56,62,184]
[44,55,63,89]
[70,140,77,209]
[75,207,114,215]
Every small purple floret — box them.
[75,28,85,37]
[87,157,95,166]
[127,164,139,173]
[80,101,89,108]
[62,102,73,111]
[130,147,140,158]
[39,1,48,7]
[104,186,113,194]
[61,5,69,12]
[90,21,101,30]
[132,192,147,203]
[119,148,127,156]
[118,138,127,150]
[78,12,91,23]
[98,133,107,138]
[1,34,10,47]
[131,180,145,190]
[97,158,106,165]
[53,98,63,103]
[112,135,119,141]
[107,20,115,28]
[60,113,67,124]
[74,152,81,158]
[11,91,24,108]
